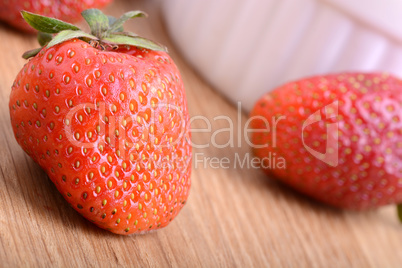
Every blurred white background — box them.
[162,0,402,111]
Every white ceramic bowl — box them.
[162,0,402,111]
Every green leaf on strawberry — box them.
[20,8,167,59]
[21,11,81,33]
[106,10,147,34]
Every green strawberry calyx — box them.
[398,204,402,223]
[21,9,167,59]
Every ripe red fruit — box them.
[250,73,401,210]
[9,10,191,235]
[0,0,112,32]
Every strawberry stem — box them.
[81,9,110,39]
[398,204,402,223]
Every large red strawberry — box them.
[9,10,191,235]
[0,0,112,32]
[250,73,401,212]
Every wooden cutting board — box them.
[0,0,401,267]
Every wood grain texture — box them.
[0,0,401,267]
